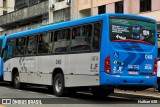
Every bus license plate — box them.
[129,71,138,75]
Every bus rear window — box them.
[110,17,155,45]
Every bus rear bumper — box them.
[100,72,157,87]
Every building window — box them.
[98,5,106,14]
[3,11,7,15]
[115,1,123,13]
[53,7,70,23]
[3,0,7,8]
[140,0,151,12]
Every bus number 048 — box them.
[56,60,61,65]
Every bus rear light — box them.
[110,16,115,18]
[104,56,111,74]
[152,59,157,76]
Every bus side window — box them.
[15,37,25,56]
[26,35,37,55]
[71,25,92,52]
[93,22,101,51]
[4,39,14,58]
[53,29,70,53]
[38,32,52,54]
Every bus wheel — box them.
[13,72,21,89]
[53,73,65,97]
[91,87,113,97]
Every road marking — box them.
[16,89,22,91]
[29,92,37,94]
[46,95,55,97]
[109,95,133,100]
[64,97,80,102]
[1,87,10,90]
[64,97,87,102]
[77,92,92,95]
[0,105,6,107]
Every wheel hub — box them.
[55,78,62,93]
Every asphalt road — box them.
[0,82,159,107]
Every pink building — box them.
[72,0,160,31]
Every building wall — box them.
[0,0,15,16]
[78,0,122,11]
[71,0,78,20]
[152,0,160,11]
[0,0,3,15]
[79,9,91,18]
[124,0,131,14]
[49,0,71,23]
[106,3,115,13]
[131,0,139,14]
[0,0,71,35]
[77,0,128,18]
[76,0,160,23]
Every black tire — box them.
[13,72,21,89]
[91,87,114,97]
[53,73,65,97]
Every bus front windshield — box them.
[110,17,155,45]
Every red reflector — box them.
[152,59,157,76]
[110,16,115,18]
[104,56,111,74]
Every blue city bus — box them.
[3,14,157,97]
[0,36,6,81]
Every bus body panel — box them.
[0,36,6,80]
[66,52,100,87]
[100,72,157,86]
[99,14,157,88]
[0,36,3,79]
[4,52,100,87]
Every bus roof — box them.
[6,13,156,39]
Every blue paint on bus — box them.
[0,36,6,81]
[100,14,157,89]
[5,13,157,89]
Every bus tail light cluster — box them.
[104,56,111,74]
[152,59,157,76]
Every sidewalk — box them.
[114,89,160,99]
